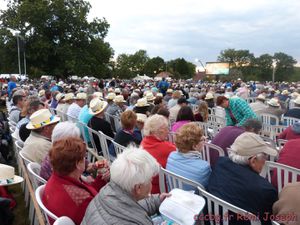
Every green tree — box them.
[273,52,297,81]
[253,54,273,81]
[167,58,195,79]
[0,0,113,78]
[143,56,165,77]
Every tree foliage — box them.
[0,0,113,78]
[218,48,297,81]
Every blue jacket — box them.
[166,151,211,190]
[208,157,278,225]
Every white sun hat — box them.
[26,109,60,130]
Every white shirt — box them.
[67,102,82,120]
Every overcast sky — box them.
[1,0,300,65]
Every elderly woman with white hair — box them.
[81,147,170,225]
[141,114,176,193]
[39,122,109,183]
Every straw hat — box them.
[106,92,116,100]
[89,98,108,115]
[136,113,147,123]
[146,92,155,102]
[114,95,126,103]
[231,132,277,157]
[166,89,173,94]
[267,98,280,107]
[75,92,87,100]
[205,92,214,100]
[55,93,64,102]
[93,92,103,99]
[291,92,299,99]
[114,88,121,94]
[282,90,289,95]
[0,164,24,186]
[294,97,300,105]
[256,94,266,101]
[64,93,75,101]
[156,93,163,98]
[26,109,60,130]
[38,89,45,97]
[135,98,149,107]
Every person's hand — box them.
[159,192,171,202]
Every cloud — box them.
[87,0,300,64]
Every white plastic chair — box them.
[27,162,47,190]
[19,150,32,166]
[111,140,127,156]
[202,142,225,165]
[159,167,205,193]
[53,216,75,225]
[197,186,261,225]
[260,113,279,125]
[167,132,176,144]
[99,131,114,162]
[261,161,300,193]
[282,116,299,126]
[35,185,58,224]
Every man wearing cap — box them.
[249,94,268,115]
[259,98,284,124]
[21,109,60,164]
[106,95,126,117]
[208,132,278,224]
[216,96,257,127]
[67,92,87,120]
[283,96,300,119]
[163,89,173,102]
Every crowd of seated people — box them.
[3,76,300,225]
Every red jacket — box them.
[272,139,300,189]
[141,135,176,194]
[43,173,107,225]
[277,126,300,140]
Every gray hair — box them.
[51,121,81,143]
[243,119,262,134]
[143,114,169,136]
[110,146,159,193]
[228,148,266,165]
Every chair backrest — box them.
[53,217,75,225]
[27,162,47,189]
[19,150,32,166]
[15,140,24,150]
[167,132,176,144]
[197,186,261,225]
[282,116,299,126]
[104,113,121,133]
[111,140,127,157]
[86,126,101,153]
[159,167,205,193]
[195,122,218,140]
[77,121,89,144]
[260,113,279,125]
[99,131,114,162]
[35,185,58,224]
[260,124,286,141]
[208,114,226,127]
[261,161,300,193]
[202,142,225,165]
[277,139,288,152]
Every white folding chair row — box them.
[197,186,261,225]
[35,185,58,225]
[196,122,220,140]
[104,112,121,133]
[260,113,280,126]
[260,124,286,141]
[208,114,226,128]
[111,140,127,157]
[281,116,299,126]
[159,167,205,193]
[27,162,47,190]
[261,161,300,193]
[99,131,114,163]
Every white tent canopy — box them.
[133,74,152,81]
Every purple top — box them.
[171,120,190,132]
[211,126,245,154]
